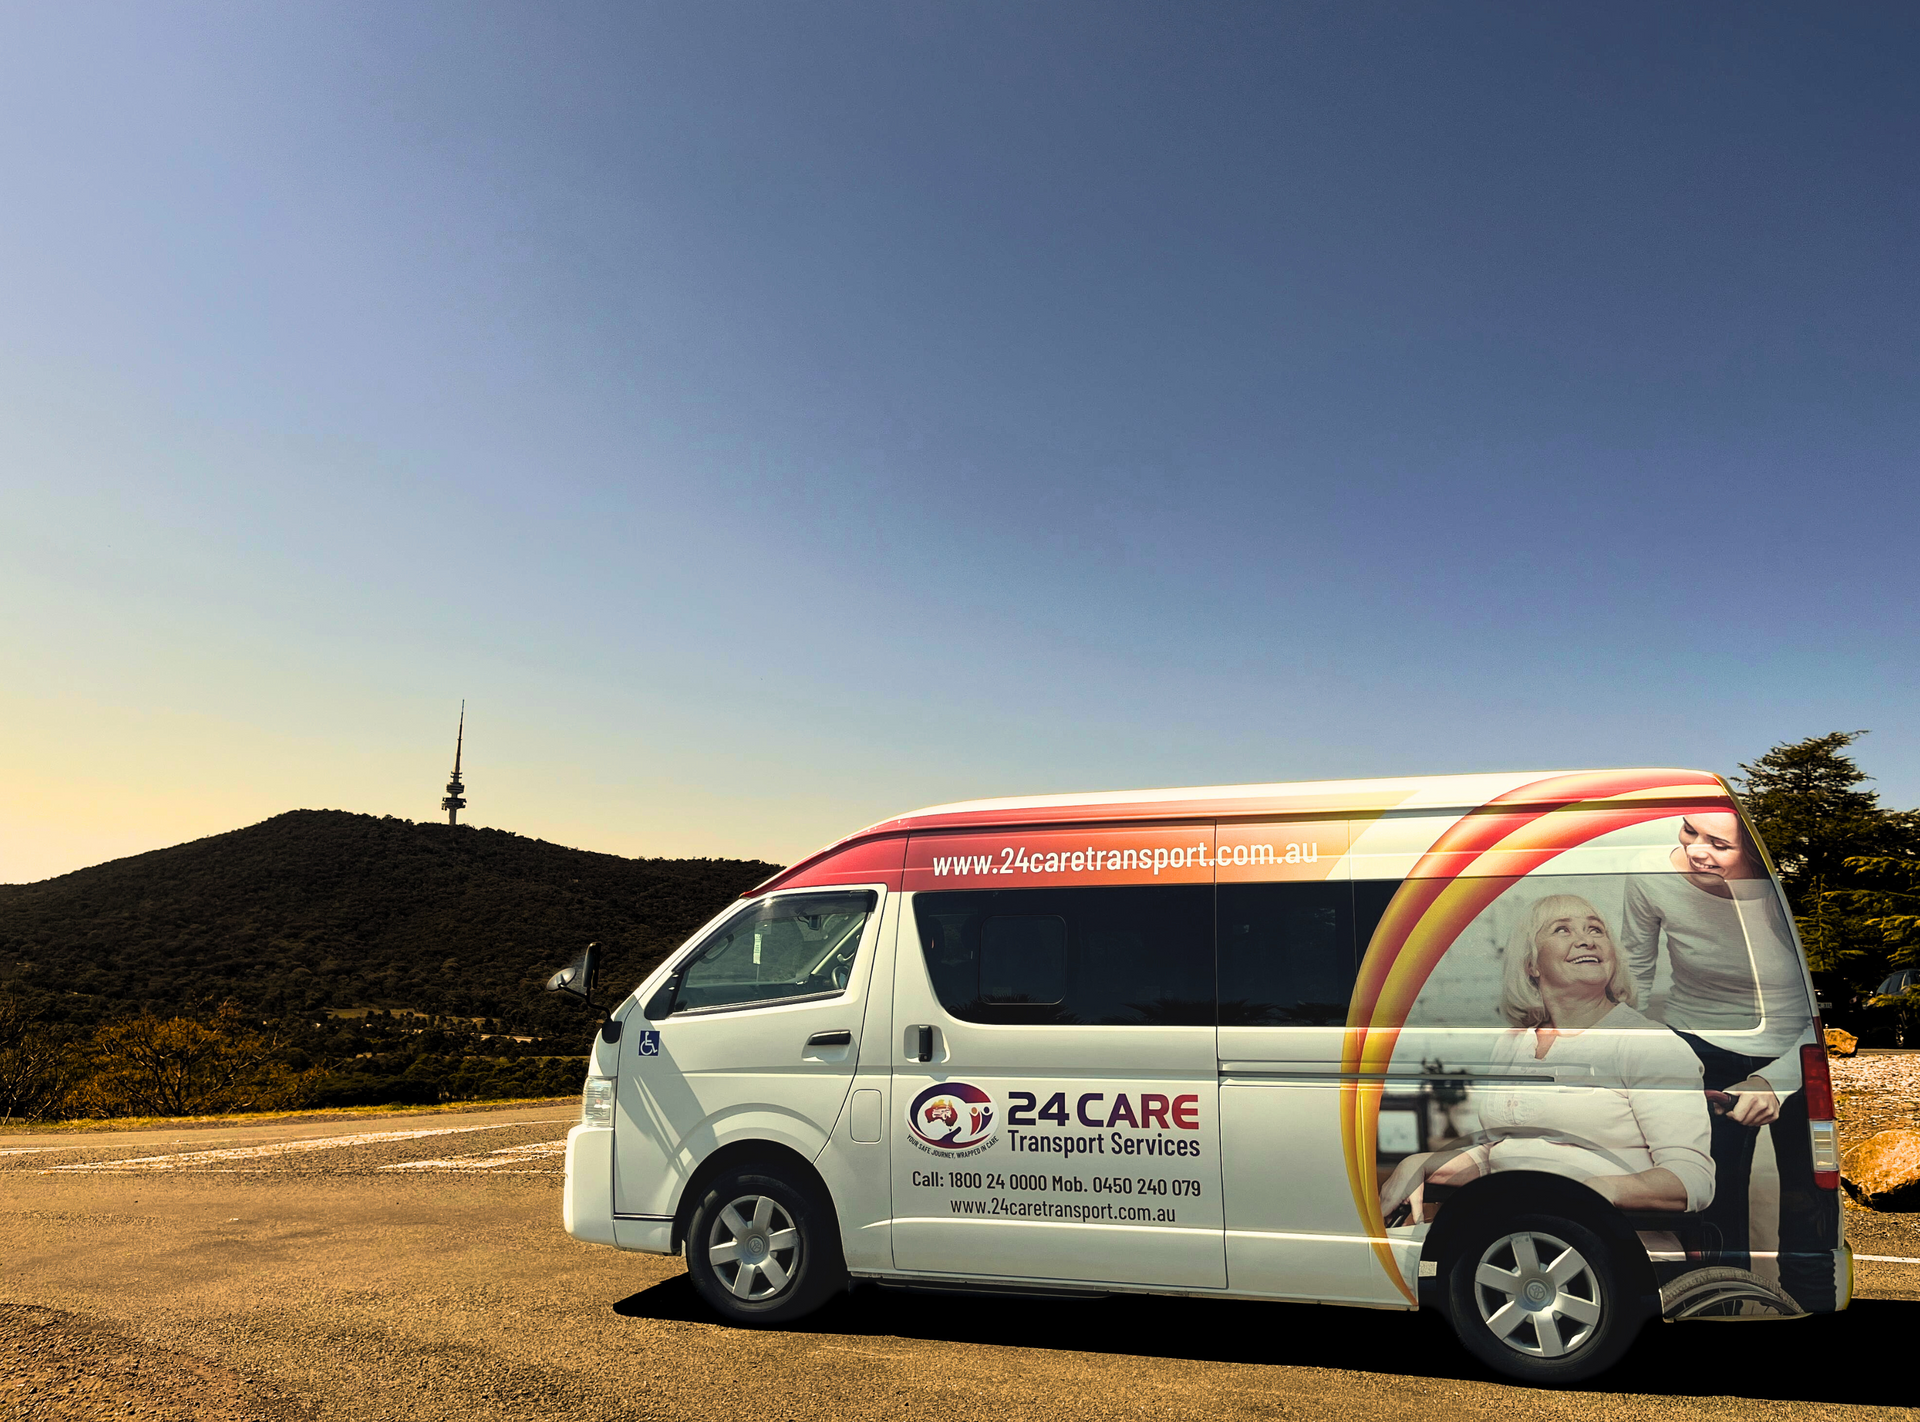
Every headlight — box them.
[581,1075,615,1126]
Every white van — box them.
[548,770,1849,1384]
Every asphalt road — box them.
[3,1106,1916,1422]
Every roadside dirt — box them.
[1,1302,312,1421]
[1833,1051,1920,1147]
[1833,1051,1920,1298]
[2,1092,1916,1421]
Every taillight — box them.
[1802,1043,1840,1190]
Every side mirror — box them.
[545,942,621,1043]
[546,942,600,1002]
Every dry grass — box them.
[0,1094,574,1137]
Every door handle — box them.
[806,1030,853,1047]
[909,1024,935,1063]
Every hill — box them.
[0,811,781,1035]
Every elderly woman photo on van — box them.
[1380,894,1715,1222]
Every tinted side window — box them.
[1355,879,1399,960]
[980,916,1067,1003]
[673,890,876,1013]
[1217,881,1390,1026]
[915,886,1212,1025]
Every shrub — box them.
[68,1004,312,1118]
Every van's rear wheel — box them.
[685,1167,845,1325]
[1446,1213,1642,1384]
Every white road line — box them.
[380,1140,568,1172]
[0,1145,88,1156]
[381,1163,566,1172]
[46,1122,543,1172]
[1855,1253,1920,1264]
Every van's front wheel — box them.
[1446,1213,1642,1384]
[685,1168,845,1325]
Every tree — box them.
[1737,733,1884,894]
[0,990,74,1122]
[1735,732,1920,982]
[1844,854,1920,971]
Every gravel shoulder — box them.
[1832,1050,1920,1303]
[2,1087,1916,1421]
[1833,1050,1920,1148]
[2,1303,315,1421]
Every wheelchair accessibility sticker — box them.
[637,1030,661,1056]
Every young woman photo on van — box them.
[1622,812,1803,1121]
[1620,812,1832,1309]
[1379,894,1715,1223]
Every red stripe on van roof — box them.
[739,768,1729,898]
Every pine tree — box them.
[1735,732,1884,897]
[1844,855,1920,971]
[1735,732,1920,982]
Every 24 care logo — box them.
[906,1081,998,1157]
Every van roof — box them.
[746,767,1731,896]
[865,767,1726,834]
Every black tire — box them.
[684,1166,846,1325]
[1445,1212,1645,1385]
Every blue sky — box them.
[5,2,1917,882]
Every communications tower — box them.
[441,702,468,825]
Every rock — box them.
[1826,1026,1859,1057]
[1842,1129,1920,1211]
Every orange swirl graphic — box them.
[1339,770,1729,1301]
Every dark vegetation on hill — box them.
[0,811,781,1119]
[1,809,780,1031]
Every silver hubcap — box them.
[707,1194,801,1301]
[1472,1230,1603,1359]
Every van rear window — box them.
[915,886,1212,1025]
